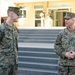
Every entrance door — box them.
[48,9,70,27]
[55,9,69,27]
[35,9,43,27]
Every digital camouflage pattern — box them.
[0,21,19,75]
[64,12,75,19]
[54,28,75,75]
[58,65,75,75]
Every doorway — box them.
[48,8,70,27]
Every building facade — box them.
[1,0,75,28]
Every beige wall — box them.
[16,2,49,27]
[49,0,75,13]
[1,0,75,27]
[15,1,75,28]
[18,3,34,27]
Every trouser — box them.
[0,67,10,75]
[58,65,75,75]
[9,64,18,75]
[0,64,18,75]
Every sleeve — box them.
[0,25,5,41]
[54,32,66,59]
[14,26,19,51]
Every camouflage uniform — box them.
[0,21,19,75]
[54,28,75,75]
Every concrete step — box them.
[18,61,58,70]
[19,29,61,34]
[18,43,54,48]
[19,39,55,43]
[19,33,57,36]
[19,36,56,40]
[18,56,58,64]
[19,47,54,52]
[18,67,58,75]
[18,51,58,58]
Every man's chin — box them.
[65,24,69,27]
[14,20,18,22]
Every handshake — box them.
[65,50,75,59]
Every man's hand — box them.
[65,50,75,59]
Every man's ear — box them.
[73,18,75,21]
[73,18,75,26]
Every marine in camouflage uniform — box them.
[54,12,75,75]
[0,7,20,75]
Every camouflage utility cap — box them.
[64,12,75,19]
[7,7,20,16]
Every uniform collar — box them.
[3,21,14,30]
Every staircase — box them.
[19,29,61,43]
[18,29,62,75]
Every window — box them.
[34,5,43,27]
[19,6,26,18]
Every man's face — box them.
[65,18,75,27]
[9,11,19,22]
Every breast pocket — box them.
[2,35,12,48]
[69,38,75,45]
[61,35,69,48]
